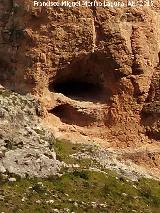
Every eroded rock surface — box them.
[0,1,160,176]
[0,89,61,177]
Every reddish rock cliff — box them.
[0,0,160,157]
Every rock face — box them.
[0,89,61,177]
[0,1,160,149]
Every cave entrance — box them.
[49,53,116,103]
[49,104,95,126]
[51,80,107,102]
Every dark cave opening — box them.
[48,53,117,125]
[53,81,102,99]
[158,52,160,65]
[48,53,117,103]
[140,110,160,140]
[49,80,111,103]
[49,104,95,126]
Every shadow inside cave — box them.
[50,80,110,103]
[49,104,95,126]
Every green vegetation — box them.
[54,139,98,168]
[0,139,160,213]
[0,170,160,213]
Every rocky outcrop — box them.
[0,89,61,177]
[141,67,160,139]
[0,1,160,150]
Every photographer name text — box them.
[33,0,154,8]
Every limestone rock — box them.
[0,90,61,178]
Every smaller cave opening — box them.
[132,63,144,75]
[49,104,95,127]
[50,80,111,103]
[140,110,160,140]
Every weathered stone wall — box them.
[0,1,159,92]
[0,0,160,145]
